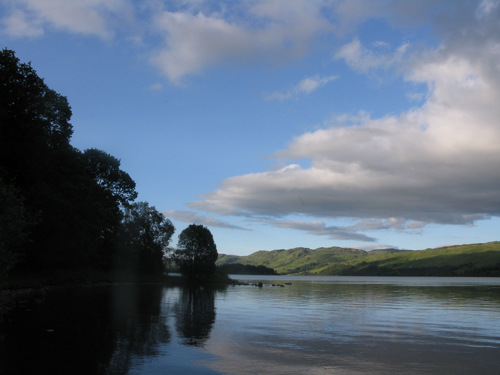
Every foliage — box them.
[0,180,34,277]
[81,148,138,270]
[117,202,175,274]
[219,263,278,275]
[0,48,87,270]
[82,148,137,205]
[173,224,218,282]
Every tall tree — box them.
[82,148,137,206]
[0,48,82,270]
[0,49,135,272]
[0,179,32,277]
[117,202,175,274]
[82,148,138,270]
[173,224,218,281]
[0,48,73,186]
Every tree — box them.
[0,48,86,270]
[82,148,137,206]
[0,49,138,272]
[0,179,33,277]
[117,202,175,274]
[174,224,218,281]
[81,148,138,270]
[0,48,73,186]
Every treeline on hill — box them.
[218,263,278,275]
[217,242,500,276]
[0,49,175,280]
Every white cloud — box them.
[1,0,134,39]
[266,75,338,101]
[191,3,500,237]
[163,209,250,230]
[1,8,43,37]
[150,1,332,84]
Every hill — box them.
[217,242,500,276]
[217,246,366,274]
[319,242,500,276]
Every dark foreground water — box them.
[1,276,499,375]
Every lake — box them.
[1,276,499,374]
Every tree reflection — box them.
[0,284,230,375]
[0,285,171,375]
[175,286,225,347]
[104,285,171,374]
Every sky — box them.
[2,0,500,255]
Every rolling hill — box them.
[217,242,500,276]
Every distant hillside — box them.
[217,242,500,276]
[319,242,500,276]
[217,246,366,274]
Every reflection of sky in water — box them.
[204,277,500,375]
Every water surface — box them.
[1,276,499,374]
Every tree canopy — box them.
[0,48,169,279]
[117,202,175,274]
[82,148,137,205]
[173,224,218,281]
[0,179,32,276]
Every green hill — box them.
[217,246,367,274]
[320,242,500,276]
[217,242,500,276]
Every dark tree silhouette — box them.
[82,148,137,206]
[173,224,218,281]
[0,48,138,272]
[81,148,138,270]
[0,179,32,277]
[0,285,171,375]
[117,202,175,274]
[0,48,90,270]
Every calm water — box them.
[1,276,500,374]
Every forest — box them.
[0,49,176,282]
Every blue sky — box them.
[2,0,500,255]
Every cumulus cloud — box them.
[163,210,250,230]
[150,1,332,83]
[191,1,500,236]
[266,75,338,101]
[1,0,133,39]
